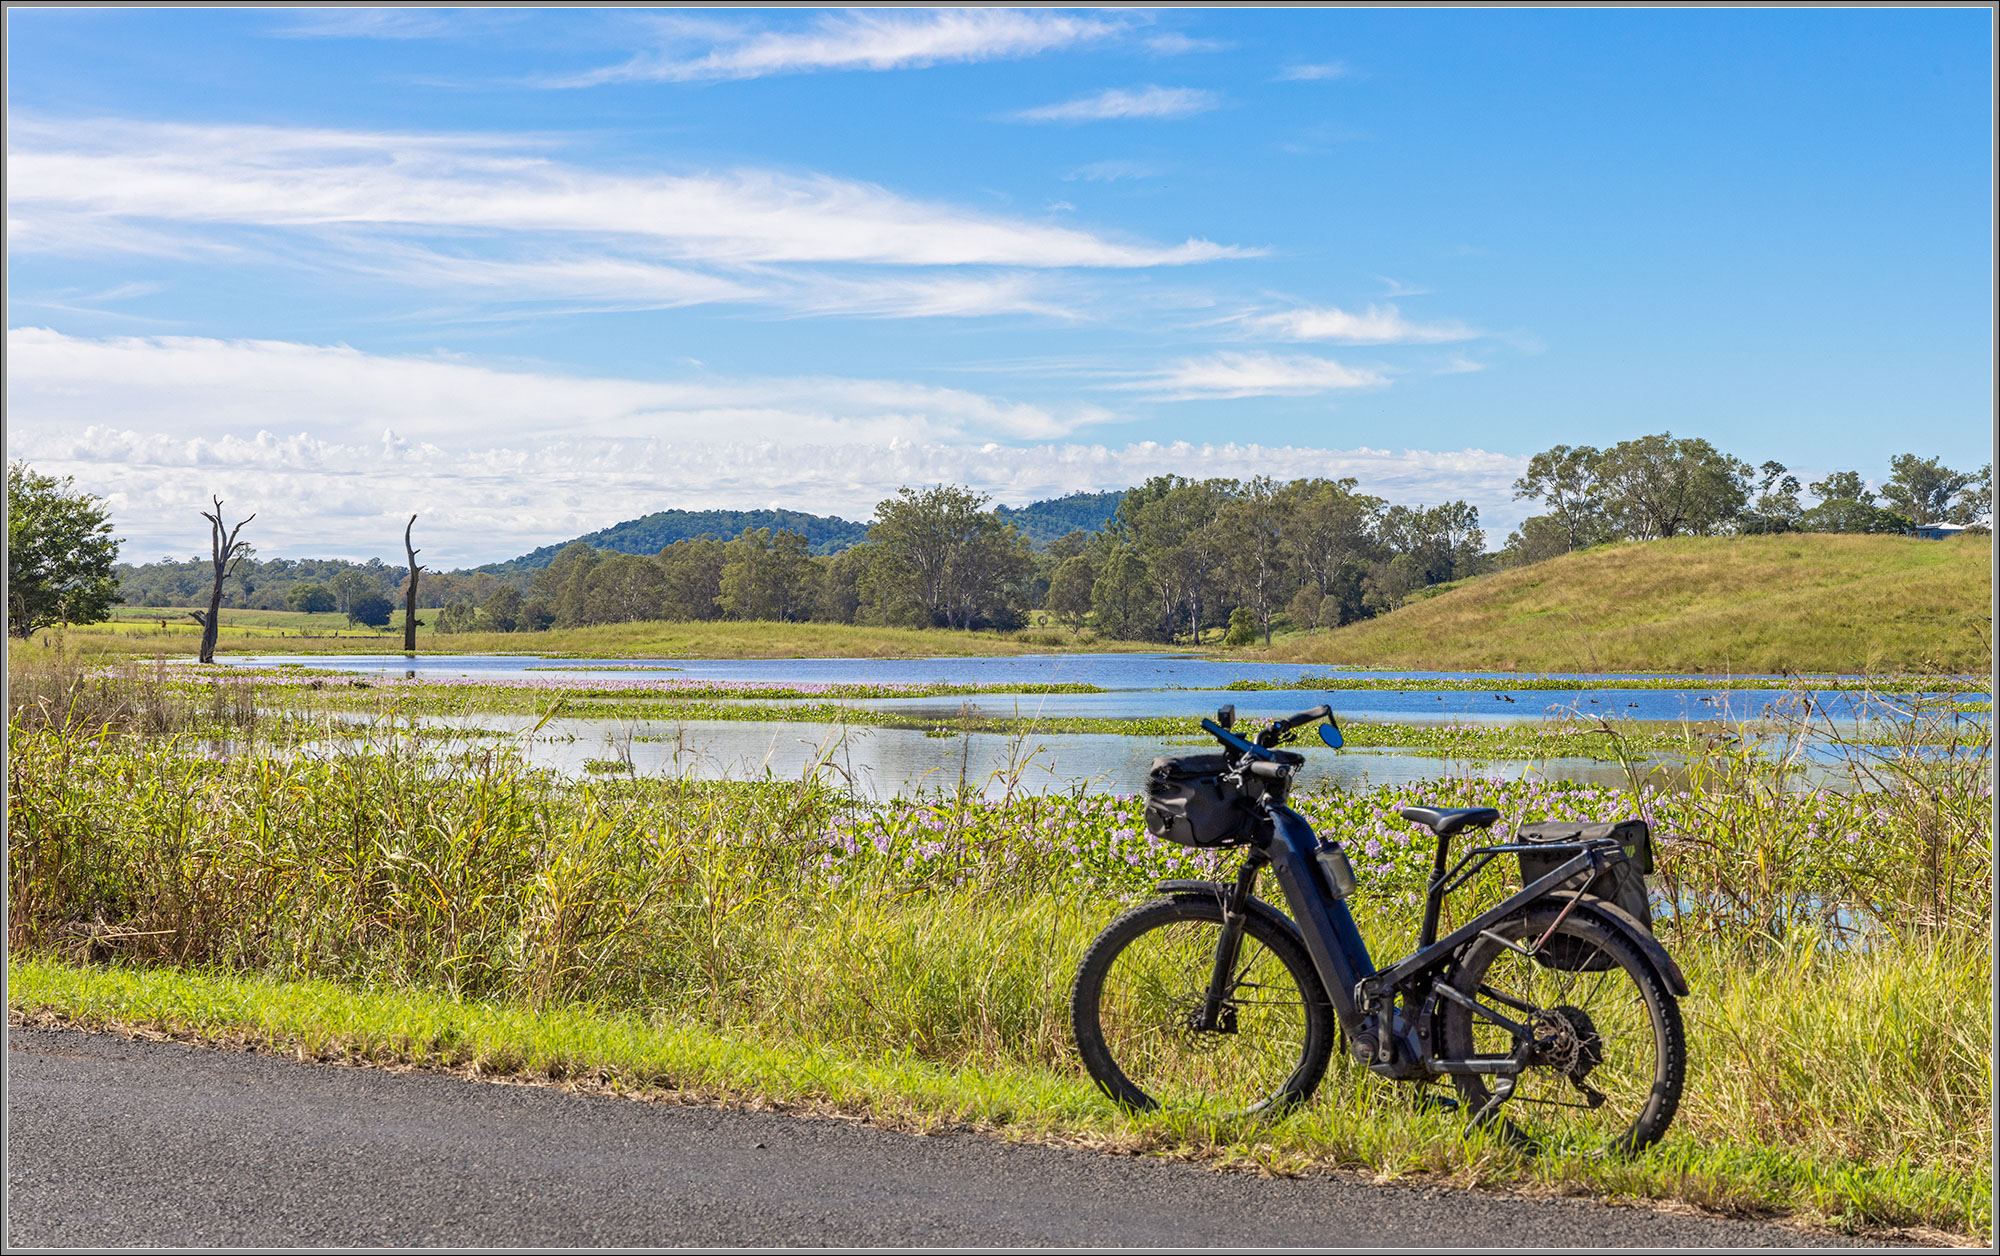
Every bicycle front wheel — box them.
[1438,904,1685,1154]
[1070,895,1334,1116]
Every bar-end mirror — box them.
[1318,721,1343,749]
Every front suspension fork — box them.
[1196,854,1265,1030]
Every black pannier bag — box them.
[1514,819,1655,971]
[1142,754,1254,848]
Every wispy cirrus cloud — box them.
[8,330,1523,564]
[549,9,1121,86]
[1144,33,1231,56]
[1119,351,1389,401]
[1012,86,1220,123]
[6,327,1112,447]
[1242,303,1478,345]
[9,117,1251,321]
[1278,62,1351,82]
[269,9,493,40]
[11,118,1241,268]
[1063,159,1165,183]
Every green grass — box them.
[53,615,1166,660]
[8,954,1987,1243]
[7,648,1990,1240]
[1265,533,1992,674]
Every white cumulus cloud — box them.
[8,328,1528,564]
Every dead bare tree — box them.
[193,498,255,664]
[402,514,423,653]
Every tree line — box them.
[1506,434,1990,564]
[423,477,1487,646]
[18,436,1992,643]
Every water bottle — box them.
[1317,839,1358,899]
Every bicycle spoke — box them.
[1080,900,1324,1116]
[1441,909,1680,1153]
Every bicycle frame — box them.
[1209,800,1637,1082]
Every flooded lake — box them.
[411,713,1651,798]
[225,652,1969,796]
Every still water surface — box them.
[228,653,1949,795]
[410,714,1647,798]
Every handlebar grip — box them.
[1245,760,1290,782]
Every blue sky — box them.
[7,7,1992,565]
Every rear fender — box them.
[1153,879,1305,949]
[1547,889,1690,997]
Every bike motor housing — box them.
[1142,754,1255,847]
[1514,820,1655,970]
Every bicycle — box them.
[1070,703,1688,1154]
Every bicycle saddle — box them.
[1398,806,1501,837]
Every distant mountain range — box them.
[473,490,1127,575]
[994,491,1125,547]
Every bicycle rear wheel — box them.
[1437,904,1684,1154]
[1070,895,1333,1116]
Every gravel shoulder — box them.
[5,1025,1898,1249]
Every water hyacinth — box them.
[805,768,1984,943]
[137,665,1108,705]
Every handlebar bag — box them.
[1515,819,1655,971]
[1142,754,1254,848]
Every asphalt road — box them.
[7,1025,1883,1249]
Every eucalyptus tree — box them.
[718,528,818,622]
[401,515,423,651]
[1594,433,1748,539]
[863,485,1033,629]
[1218,475,1287,645]
[655,537,728,621]
[1044,554,1096,633]
[1118,476,1236,643]
[1740,462,1803,534]
[1089,544,1157,641]
[1882,455,1977,526]
[1951,464,1992,525]
[1511,444,1608,551]
[193,497,255,663]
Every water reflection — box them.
[408,714,1654,798]
[222,651,1974,730]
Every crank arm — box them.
[1424,1055,1527,1077]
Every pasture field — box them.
[6,651,1991,1242]
[1265,533,1993,674]
[66,612,1151,659]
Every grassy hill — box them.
[1267,533,1992,674]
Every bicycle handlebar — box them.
[1256,704,1334,748]
[1200,718,1274,760]
[1202,703,1340,766]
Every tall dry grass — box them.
[5,648,1990,1196]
